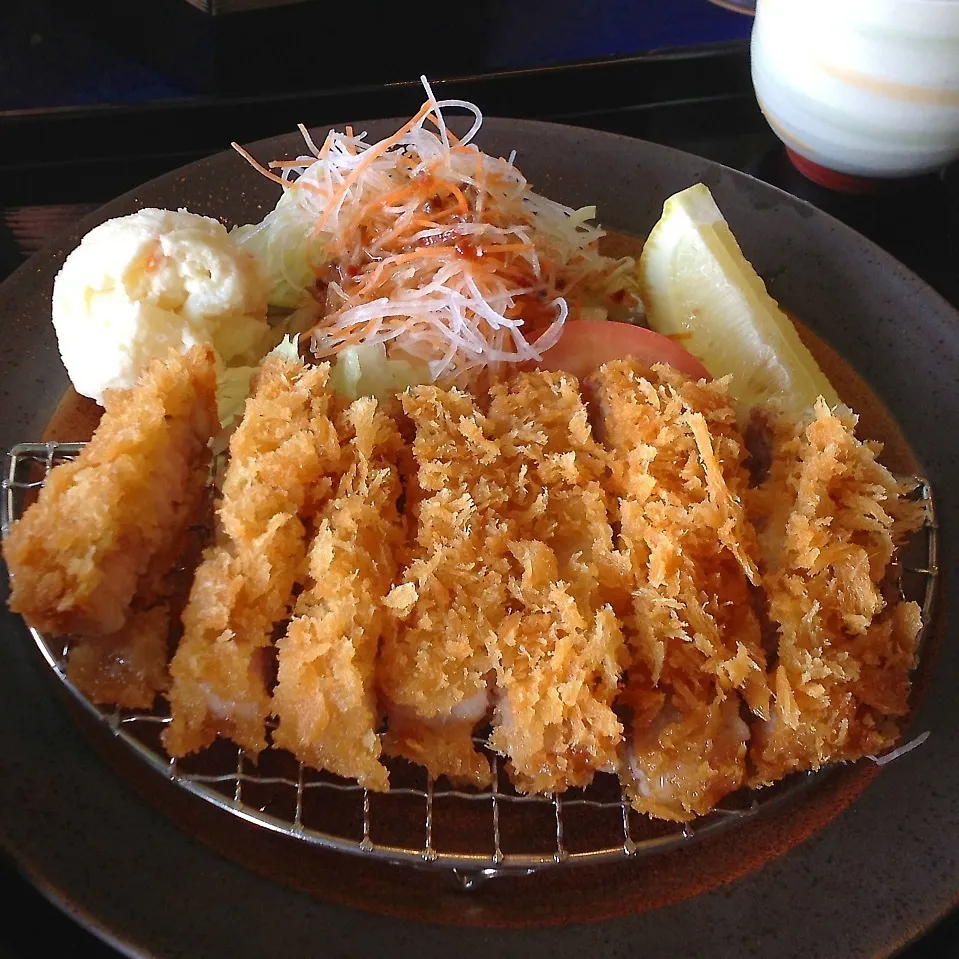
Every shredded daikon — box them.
[868,730,930,766]
[232,76,643,384]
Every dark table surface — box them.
[1,8,958,956]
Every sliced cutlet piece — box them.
[4,345,216,639]
[378,386,507,789]
[163,357,340,758]
[271,397,405,791]
[4,346,217,708]
[747,399,924,786]
[484,370,628,794]
[66,478,212,709]
[592,359,769,821]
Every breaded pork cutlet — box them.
[163,357,340,758]
[484,371,628,794]
[3,346,217,706]
[4,346,216,636]
[271,397,405,791]
[748,399,924,786]
[66,477,212,708]
[378,386,507,788]
[592,360,770,822]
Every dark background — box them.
[0,0,751,110]
[1,1,958,956]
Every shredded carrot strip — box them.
[352,246,461,296]
[353,181,423,227]
[231,143,290,189]
[296,123,320,157]
[314,100,434,235]
[269,159,316,169]
[445,182,469,217]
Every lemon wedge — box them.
[639,183,839,418]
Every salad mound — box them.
[232,77,643,387]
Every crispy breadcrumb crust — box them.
[163,357,340,757]
[271,397,405,791]
[378,386,505,787]
[3,346,217,638]
[592,360,769,821]
[748,399,924,786]
[484,372,628,794]
[67,451,215,709]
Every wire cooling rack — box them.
[1,441,940,884]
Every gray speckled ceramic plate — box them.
[1,118,958,959]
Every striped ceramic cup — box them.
[751,0,959,183]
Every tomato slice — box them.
[536,319,711,381]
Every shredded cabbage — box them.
[212,335,300,450]
[575,256,646,325]
[213,337,425,456]
[211,364,255,455]
[328,343,430,401]
[268,332,302,363]
[232,187,327,309]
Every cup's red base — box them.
[785,148,899,195]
